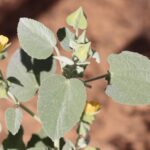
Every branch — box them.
[7,91,41,123]
[84,72,110,83]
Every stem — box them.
[54,46,63,71]
[54,46,61,57]
[7,92,41,123]
[54,139,60,150]
[19,103,41,123]
[84,73,109,83]
[75,28,79,37]
[75,123,82,149]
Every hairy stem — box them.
[54,46,63,71]
[75,28,79,37]
[7,91,41,123]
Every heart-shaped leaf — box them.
[17,18,56,59]
[7,49,38,102]
[38,75,86,140]
[106,51,150,105]
[66,7,87,30]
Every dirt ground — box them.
[0,0,150,149]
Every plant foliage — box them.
[0,7,150,150]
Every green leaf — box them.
[77,30,87,43]
[0,80,8,99]
[38,75,86,140]
[66,7,88,30]
[62,140,75,150]
[2,126,26,150]
[5,108,23,135]
[92,51,100,63]
[73,42,91,62]
[17,18,56,59]
[57,27,75,51]
[106,51,150,105]
[78,122,90,137]
[77,137,87,149]
[7,49,38,102]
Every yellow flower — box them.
[84,101,102,115]
[0,35,9,52]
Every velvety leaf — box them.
[73,42,91,62]
[92,51,100,63]
[7,49,38,102]
[77,137,87,149]
[77,30,87,43]
[62,140,75,150]
[57,27,75,51]
[17,18,56,59]
[106,51,150,105]
[53,56,74,67]
[38,75,86,140]
[5,108,23,135]
[66,7,87,30]
[0,80,8,99]
[78,122,90,137]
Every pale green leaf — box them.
[73,42,91,62]
[57,27,75,51]
[77,30,88,43]
[53,56,74,67]
[106,51,150,105]
[66,7,87,30]
[78,122,90,137]
[7,49,38,102]
[5,108,23,135]
[92,51,100,63]
[17,18,56,59]
[62,140,75,150]
[0,80,8,99]
[38,75,86,140]
[77,137,87,149]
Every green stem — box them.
[7,91,41,123]
[84,73,109,83]
[75,28,79,37]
